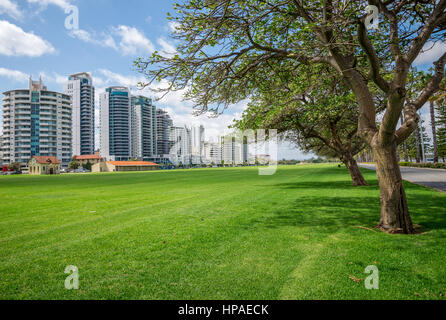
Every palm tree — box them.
[430,80,445,163]
[429,101,439,163]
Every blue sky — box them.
[0,0,444,158]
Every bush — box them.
[83,161,92,171]
[399,162,446,169]
[68,161,80,170]
[8,162,21,172]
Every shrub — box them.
[398,162,446,169]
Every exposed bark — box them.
[342,152,368,186]
[430,101,439,163]
[372,142,414,234]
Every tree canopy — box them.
[233,64,368,185]
[136,0,446,234]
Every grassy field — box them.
[0,164,445,300]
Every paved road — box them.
[360,164,446,192]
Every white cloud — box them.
[27,0,72,10]
[168,21,180,33]
[0,67,28,82]
[70,25,155,56]
[414,41,446,66]
[112,25,155,56]
[38,71,67,85]
[69,29,117,50]
[0,20,56,56]
[96,69,145,88]
[0,0,23,20]
[157,38,177,57]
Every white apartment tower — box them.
[1,78,72,166]
[99,87,131,161]
[63,73,95,156]
[169,125,191,165]
[204,141,222,164]
[190,124,205,163]
[131,96,157,159]
[156,109,173,156]
[221,135,244,165]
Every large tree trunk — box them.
[373,143,415,234]
[343,153,368,186]
[430,101,439,163]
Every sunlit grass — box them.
[0,165,445,299]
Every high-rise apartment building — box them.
[1,78,72,167]
[131,96,157,159]
[169,125,191,165]
[190,124,204,164]
[63,72,95,156]
[221,135,243,165]
[156,109,173,156]
[99,87,131,161]
[203,141,222,164]
[0,135,3,166]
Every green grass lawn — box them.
[0,164,445,300]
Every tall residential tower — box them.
[63,72,95,155]
[99,87,131,161]
[131,96,157,159]
[156,109,173,156]
[1,78,72,166]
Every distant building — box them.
[131,96,157,159]
[0,135,3,166]
[2,78,72,167]
[99,87,131,161]
[28,156,61,175]
[72,152,104,166]
[221,135,243,165]
[92,160,159,173]
[63,72,95,156]
[156,109,173,156]
[170,125,191,165]
[190,125,205,163]
[204,141,222,164]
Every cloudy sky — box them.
[0,0,444,158]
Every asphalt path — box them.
[360,164,446,192]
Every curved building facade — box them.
[1,78,72,167]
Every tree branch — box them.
[357,20,390,92]
[396,52,446,144]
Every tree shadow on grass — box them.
[272,180,379,191]
[254,196,380,234]
[404,183,446,231]
[253,180,446,234]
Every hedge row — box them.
[399,162,446,169]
